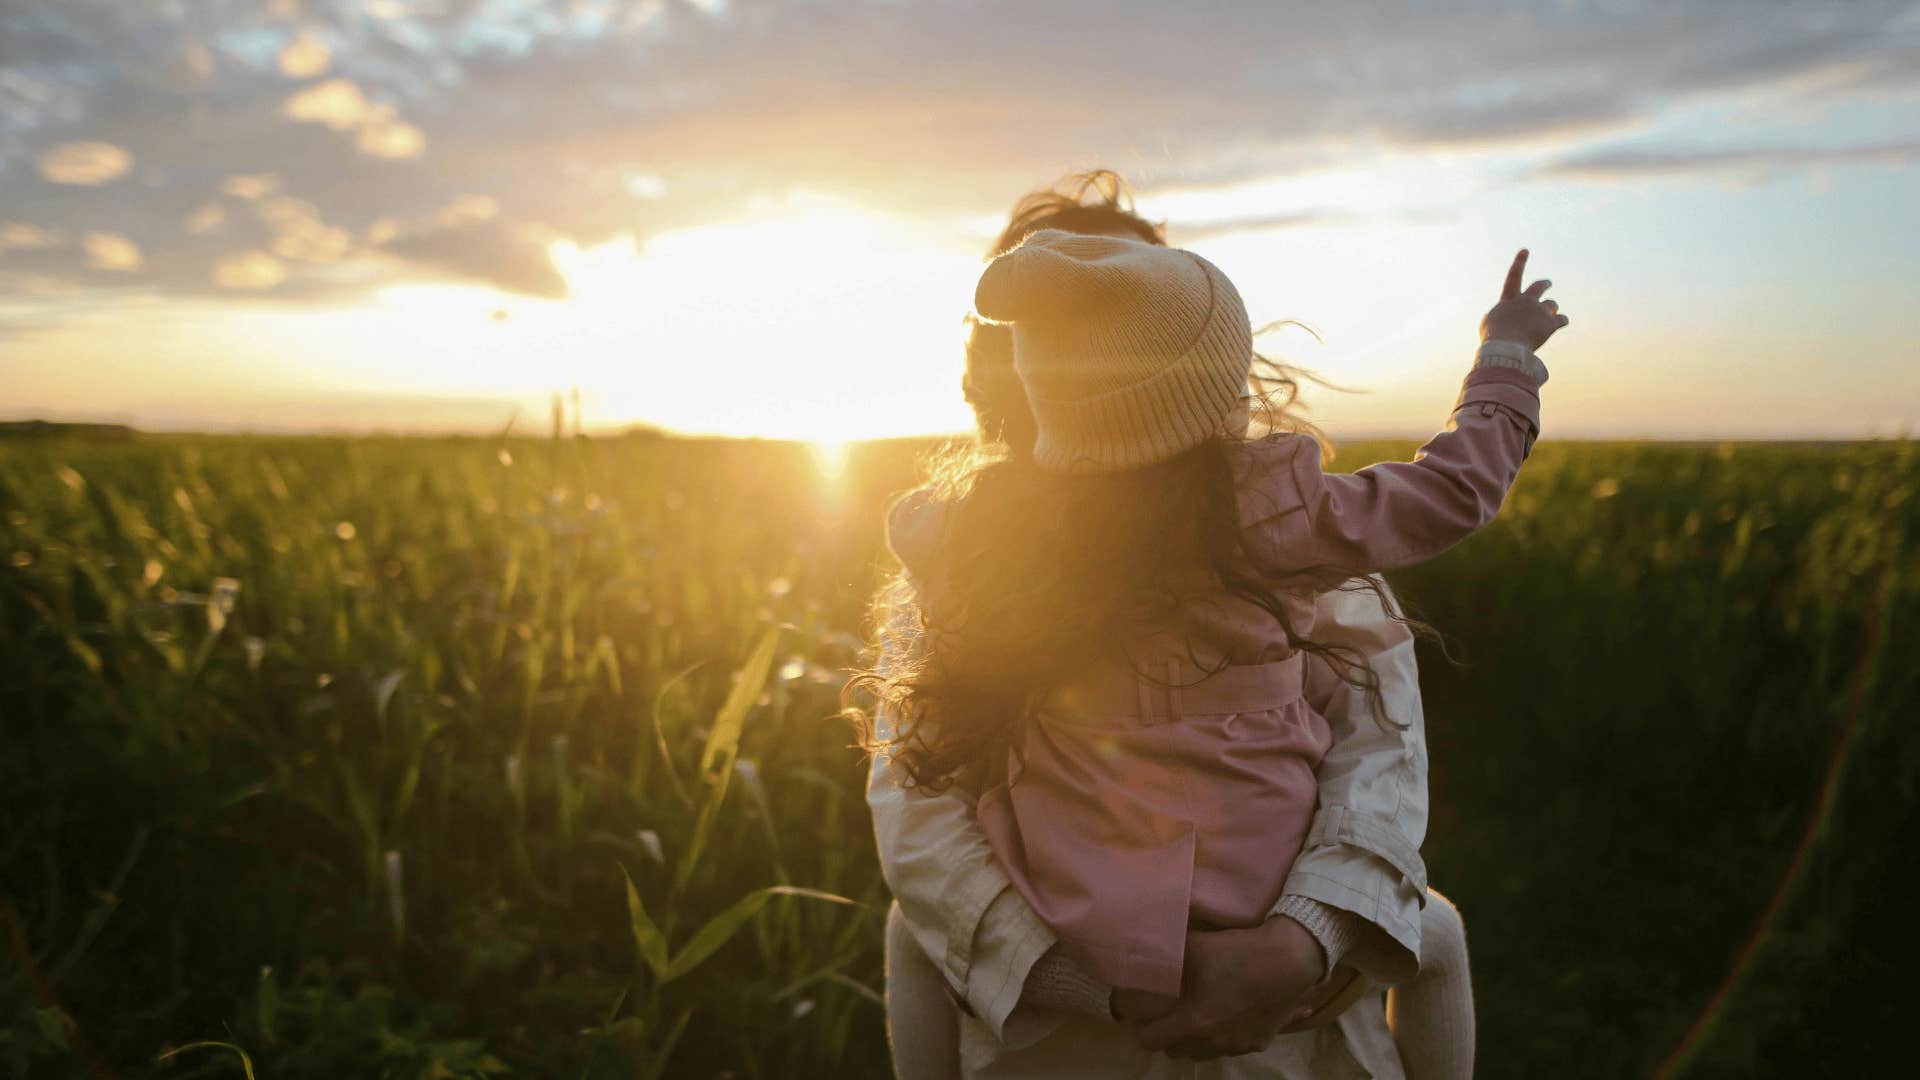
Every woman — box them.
[867,172,1472,1078]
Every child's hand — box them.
[1480,248,1570,351]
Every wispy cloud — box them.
[36,140,133,185]
[382,218,569,298]
[1538,138,1920,181]
[1167,209,1365,243]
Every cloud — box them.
[624,171,668,200]
[382,220,569,299]
[0,222,64,250]
[35,141,132,185]
[211,250,289,289]
[1538,138,1920,181]
[183,202,226,234]
[283,78,424,158]
[355,112,424,159]
[0,318,53,343]
[277,30,331,78]
[82,232,141,271]
[1168,209,1363,243]
[436,194,500,226]
[263,202,353,261]
[283,78,370,131]
[0,0,1913,310]
[221,174,281,200]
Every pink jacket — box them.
[867,580,1428,1077]
[894,351,1544,998]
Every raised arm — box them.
[1270,355,1541,572]
[1241,250,1567,575]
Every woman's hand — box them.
[1110,987,1179,1025]
[1128,915,1327,1061]
[1277,964,1366,1034]
[1480,248,1570,350]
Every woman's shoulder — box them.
[1312,577,1414,651]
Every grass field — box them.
[1,432,1914,1078]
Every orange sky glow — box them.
[2,2,1916,441]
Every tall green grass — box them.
[1,434,1914,1077]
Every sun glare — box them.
[809,438,851,483]
[537,195,982,441]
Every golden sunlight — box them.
[252,197,985,438]
[809,438,852,483]
[535,195,983,440]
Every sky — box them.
[1,0,1916,441]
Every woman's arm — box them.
[868,754,1065,1036]
[865,586,1065,1041]
[1274,576,1432,985]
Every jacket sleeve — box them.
[1273,576,1431,984]
[865,593,1058,1041]
[1244,342,1545,575]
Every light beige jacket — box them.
[868,581,1431,1078]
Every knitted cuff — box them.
[1474,339,1550,385]
[1273,894,1368,981]
[1021,948,1113,1020]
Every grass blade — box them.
[697,626,781,787]
[637,1008,693,1080]
[621,866,669,980]
[673,627,780,891]
[156,1040,257,1078]
[661,885,856,984]
[649,664,701,811]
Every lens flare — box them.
[810,439,850,483]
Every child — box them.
[868,229,1565,1073]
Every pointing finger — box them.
[1502,249,1528,299]
[1524,279,1552,301]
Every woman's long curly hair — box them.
[850,170,1420,796]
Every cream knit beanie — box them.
[973,228,1252,474]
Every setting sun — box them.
[528,196,984,440]
[809,438,852,482]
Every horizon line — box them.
[3,416,1912,445]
